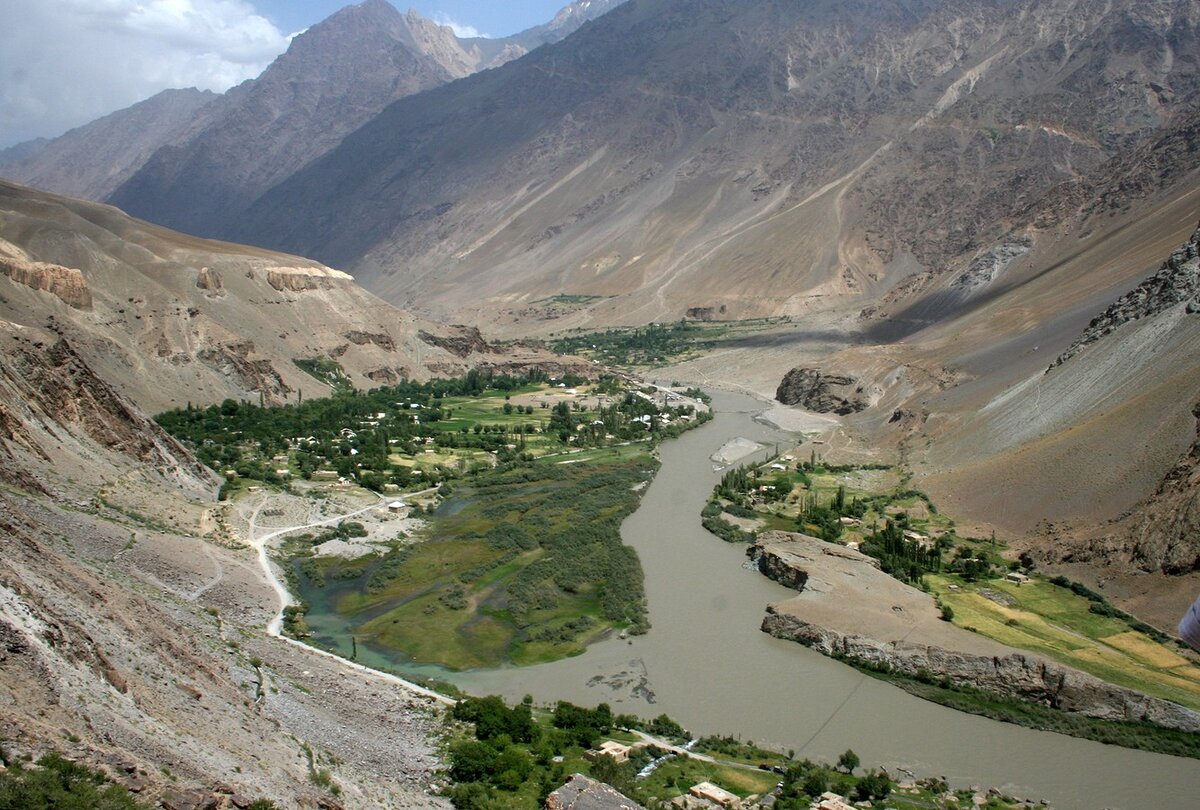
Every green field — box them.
[550,318,794,367]
[714,453,1200,751]
[930,575,1200,711]
[294,449,657,670]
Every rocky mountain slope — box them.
[0,176,586,807]
[0,394,449,808]
[100,0,630,239]
[3,1,631,223]
[0,180,577,417]
[0,89,216,202]
[1026,230,1200,577]
[183,0,1199,332]
[106,0,462,240]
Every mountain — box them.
[199,0,1198,333]
[105,0,632,240]
[93,1,1200,567]
[0,179,482,807]
[105,0,469,239]
[0,89,216,201]
[470,0,629,57]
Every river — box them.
[449,389,1199,809]
[297,388,1198,808]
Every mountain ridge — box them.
[209,0,1199,330]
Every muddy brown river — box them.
[446,389,1200,809]
[298,388,1199,808]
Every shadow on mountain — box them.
[707,328,867,351]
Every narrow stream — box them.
[450,389,1200,810]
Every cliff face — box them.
[762,608,1200,733]
[265,266,352,293]
[0,257,92,309]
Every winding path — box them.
[243,491,455,705]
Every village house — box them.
[1005,571,1030,585]
[903,529,935,549]
[586,741,631,763]
[687,782,741,809]
[387,500,405,513]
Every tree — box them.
[854,769,893,801]
[802,769,828,797]
[837,749,860,774]
[448,740,498,783]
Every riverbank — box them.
[453,388,1200,810]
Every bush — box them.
[0,754,148,810]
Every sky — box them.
[0,0,571,149]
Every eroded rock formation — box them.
[418,326,493,358]
[775,367,868,414]
[0,257,92,309]
[762,608,1200,733]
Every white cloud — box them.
[432,12,486,39]
[0,0,292,147]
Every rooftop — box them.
[545,773,645,810]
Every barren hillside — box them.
[0,180,578,416]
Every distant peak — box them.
[332,0,401,22]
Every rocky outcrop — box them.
[195,267,223,292]
[761,608,1200,733]
[951,236,1032,293]
[344,331,396,352]
[0,257,92,309]
[685,305,726,321]
[195,342,291,404]
[545,773,644,810]
[775,367,868,414]
[265,267,351,293]
[1050,227,1200,370]
[365,367,410,384]
[418,327,493,358]
[750,536,879,592]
